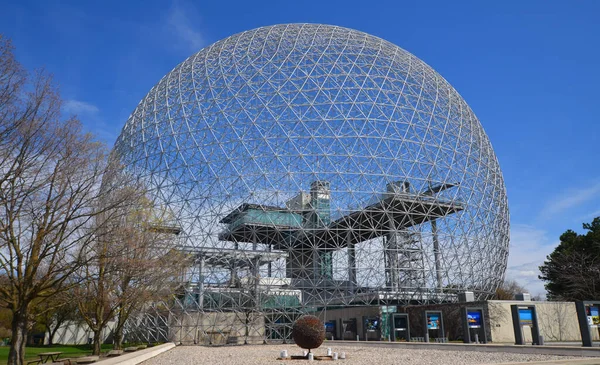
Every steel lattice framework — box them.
[113,23,509,344]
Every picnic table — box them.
[37,352,62,363]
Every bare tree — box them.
[0,35,131,365]
[74,185,138,356]
[493,279,529,300]
[0,35,26,146]
[75,251,118,356]
[110,198,187,350]
[75,189,188,354]
[0,306,12,339]
[33,290,79,345]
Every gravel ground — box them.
[141,345,588,365]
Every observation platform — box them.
[179,246,287,269]
[218,203,299,246]
[292,278,457,305]
[330,289,458,306]
[218,193,464,249]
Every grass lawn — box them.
[0,344,113,364]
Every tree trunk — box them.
[44,324,53,346]
[92,329,102,356]
[113,308,126,350]
[113,329,123,350]
[49,324,61,346]
[48,318,66,346]
[8,311,28,365]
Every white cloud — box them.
[509,180,600,298]
[63,99,118,143]
[505,224,559,298]
[539,181,600,220]
[576,209,600,223]
[64,99,99,115]
[166,1,204,53]
[517,270,537,278]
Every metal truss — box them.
[113,23,509,344]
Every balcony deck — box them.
[218,193,464,249]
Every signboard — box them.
[576,301,600,347]
[462,307,487,343]
[365,317,379,331]
[394,315,407,330]
[467,311,482,329]
[427,313,441,329]
[519,308,533,326]
[342,318,356,333]
[325,321,335,333]
[586,306,600,327]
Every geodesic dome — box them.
[113,23,509,343]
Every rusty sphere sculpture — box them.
[292,315,325,352]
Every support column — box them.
[198,256,205,309]
[252,256,260,310]
[312,244,319,280]
[431,220,443,291]
[231,241,239,286]
[386,216,398,292]
[347,229,356,293]
[267,244,272,277]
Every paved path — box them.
[139,344,592,365]
[331,340,600,358]
[96,343,175,365]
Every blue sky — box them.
[2,0,599,296]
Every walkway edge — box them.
[330,341,600,358]
[495,358,600,365]
[96,343,176,365]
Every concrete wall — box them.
[487,300,600,343]
[316,306,381,341]
[45,320,115,345]
[400,302,490,341]
[47,300,600,345]
[317,300,600,344]
[396,300,600,344]
[169,311,265,345]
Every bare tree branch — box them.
[0,35,136,365]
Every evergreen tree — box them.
[539,217,600,301]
